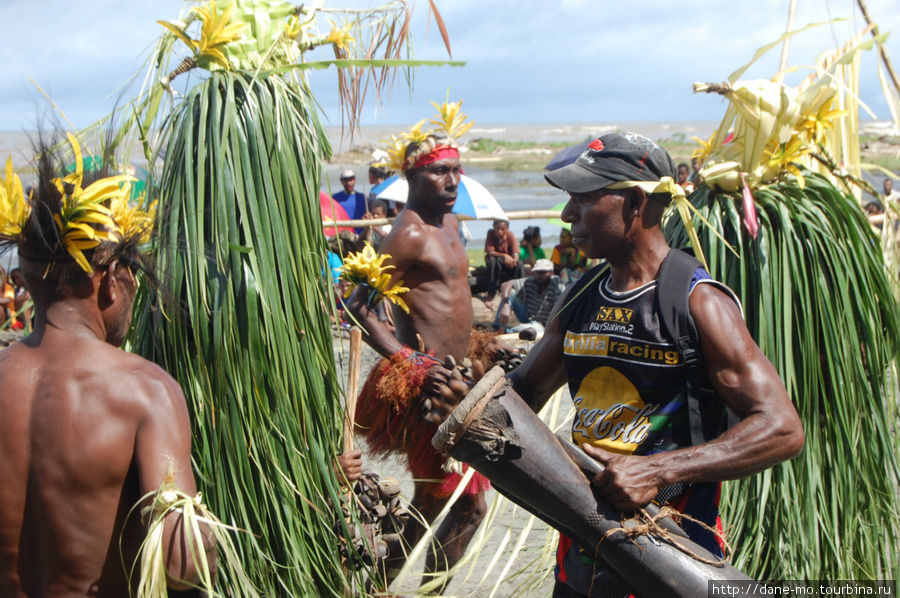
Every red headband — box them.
[410,145,460,170]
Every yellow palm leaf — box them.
[157,19,199,52]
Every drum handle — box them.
[433,366,507,453]
[555,435,691,540]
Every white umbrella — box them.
[373,174,507,220]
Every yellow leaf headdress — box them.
[375,100,473,173]
[0,157,30,238]
[11,134,157,276]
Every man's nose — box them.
[561,198,578,223]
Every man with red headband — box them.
[349,133,492,589]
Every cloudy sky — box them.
[1,0,899,131]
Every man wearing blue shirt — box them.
[333,169,367,233]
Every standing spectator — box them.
[551,228,588,284]
[333,169,367,232]
[9,267,30,330]
[519,225,546,271]
[484,219,524,305]
[883,177,900,204]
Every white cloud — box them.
[1,0,898,131]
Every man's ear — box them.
[97,260,120,305]
[628,185,649,215]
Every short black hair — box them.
[368,164,391,180]
[522,226,541,242]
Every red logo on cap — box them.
[588,139,604,151]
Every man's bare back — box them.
[0,265,201,597]
[379,208,473,361]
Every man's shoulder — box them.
[82,343,184,409]
[332,190,348,201]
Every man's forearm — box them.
[649,408,803,487]
[345,292,404,358]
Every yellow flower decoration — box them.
[375,119,430,173]
[158,0,245,69]
[51,134,133,273]
[284,14,303,40]
[691,132,715,164]
[765,136,811,189]
[429,100,473,140]
[378,133,410,173]
[0,156,29,237]
[325,21,355,53]
[798,102,847,145]
[339,242,410,313]
[110,193,157,244]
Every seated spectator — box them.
[493,258,563,338]
[484,219,524,305]
[519,225,546,271]
[0,267,12,328]
[551,228,588,284]
[10,267,30,330]
[677,162,695,194]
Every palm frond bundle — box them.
[665,26,900,582]
[123,1,456,594]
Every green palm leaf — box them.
[132,70,358,595]
[665,172,900,582]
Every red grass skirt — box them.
[355,345,492,498]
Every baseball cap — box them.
[532,258,554,272]
[545,132,676,194]
[340,169,356,179]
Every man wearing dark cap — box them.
[506,132,804,597]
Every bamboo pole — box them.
[343,326,362,454]
[855,0,900,97]
[323,209,563,230]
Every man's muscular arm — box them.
[134,366,216,589]
[345,220,425,358]
[584,283,805,510]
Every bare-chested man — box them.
[349,133,488,586]
[0,147,214,597]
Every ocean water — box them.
[2,119,892,250]
[1,122,719,247]
[321,121,722,244]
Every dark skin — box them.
[506,185,804,510]
[347,157,483,587]
[0,259,214,597]
[356,157,474,360]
